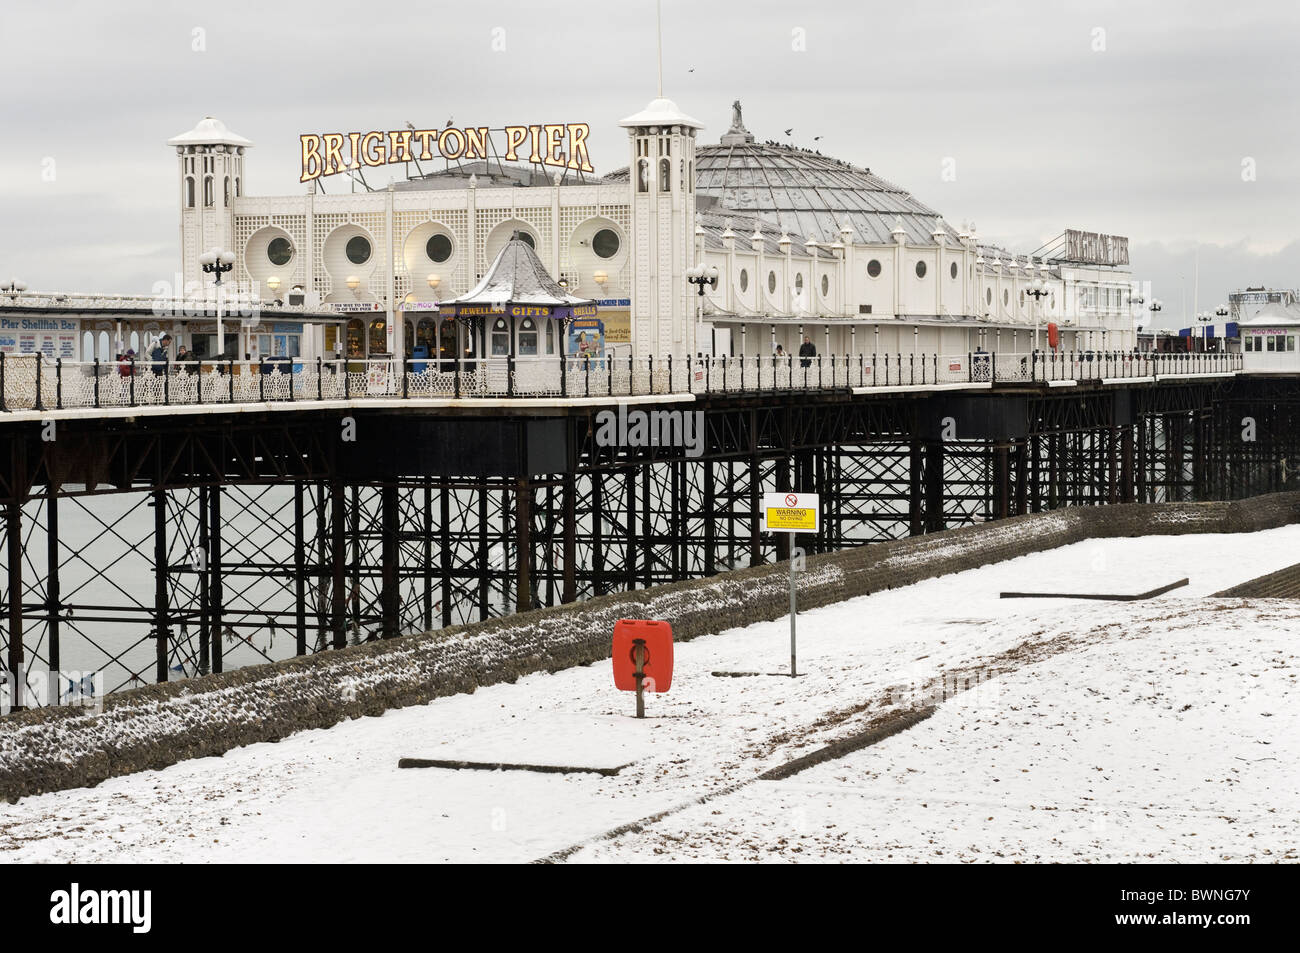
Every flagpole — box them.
[656,0,663,97]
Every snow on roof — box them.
[1238,302,1300,327]
[619,97,703,130]
[167,116,253,148]
[450,239,595,309]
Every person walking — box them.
[798,335,816,368]
[118,349,135,377]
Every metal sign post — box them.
[760,492,821,677]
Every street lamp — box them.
[686,263,719,355]
[1213,305,1228,351]
[1025,277,1049,350]
[198,248,235,358]
[346,275,361,293]
[593,269,608,290]
[426,274,441,302]
[266,276,281,295]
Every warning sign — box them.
[761,492,820,533]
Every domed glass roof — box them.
[695,109,955,246]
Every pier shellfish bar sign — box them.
[761,493,821,533]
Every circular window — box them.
[739,269,748,292]
[267,237,293,266]
[867,259,882,278]
[986,288,993,306]
[821,274,829,296]
[768,271,777,294]
[521,318,535,330]
[950,261,958,279]
[493,318,507,331]
[426,234,452,263]
[592,228,620,259]
[795,274,803,292]
[1003,289,1010,307]
[346,236,372,265]
[915,261,927,279]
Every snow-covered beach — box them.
[2,526,1297,863]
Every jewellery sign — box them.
[300,124,595,182]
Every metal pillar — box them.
[153,488,169,683]
[439,480,452,628]
[924,440,945,533]
[381,482,399,638]
[46,487,60,677]
[330,479,346,649]
[908,440,924,536]
[294,482,307,655]
[515,476,533,613]
[562,472,576,603]
[6,463,23,710]
[209,483,224,672]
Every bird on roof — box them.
[445,117,454,128]
[813,135,822,141]
[784,128,793,135]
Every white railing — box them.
[0,350,1244,412]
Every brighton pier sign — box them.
[300,123,594,182]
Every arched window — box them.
[491,317,511,356]
[184,177,195,208]
[82,332,94,361]
[518,317,538,356]
[404,319,414,358]
[223,176,230,205]
[98,331,110,362]
[203,176,213,207]
[659,157,671,192]
[234,177,241,197]
[637,158,650,193]
[130,331,140,353]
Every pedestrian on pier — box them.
[150,334,172,373]
[118,349,135,376]
[799,336,816,368]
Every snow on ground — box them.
[1,526,1298,863]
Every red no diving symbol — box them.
[785,493,798,507]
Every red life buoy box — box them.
[612,619,673,693]
[1047,322,1060,350]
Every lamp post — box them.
[1196,310,1211,351]
[1214,305,1228,352]
[1147,299,1163,353]
[198,248,235,358]
[0,279,28,296]
[1025,277,1049,350]
[686,263,719,355]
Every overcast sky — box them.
[1,0,1296,329]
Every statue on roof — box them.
[730,100,744,132]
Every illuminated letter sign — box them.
[298,123,597,182]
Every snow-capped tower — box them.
[619,97,702,357]
[168,117,252,289]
